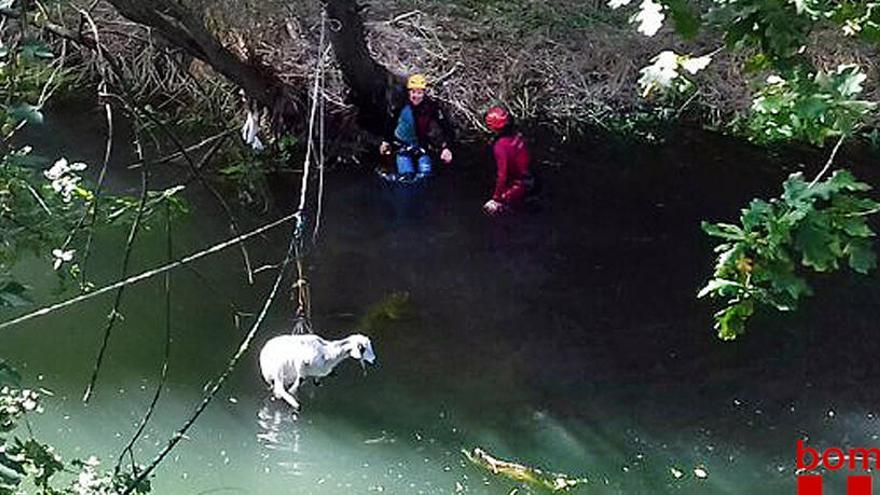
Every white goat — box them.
[259,333,376,410]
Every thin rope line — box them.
[296,10,325,216]
[291,8,326,320]
[122,223,298,494]
[313,19,329,243]
[0,212,298,332]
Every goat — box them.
[258,333,376,410]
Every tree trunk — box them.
[103,0,398,136]
[324,0,401,135]
[104,0,301,132]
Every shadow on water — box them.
[5,105,880,494]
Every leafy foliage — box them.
[607,0,880,338]
[0,381,152,495]
[610,0,879,146]
[699,170,879,339]
[0,22,186,302]
[745,65,877,145]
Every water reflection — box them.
[256,399,305,476]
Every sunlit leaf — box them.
[697,278,743,298]
[701,221,746,241]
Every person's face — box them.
[408,88,425,106]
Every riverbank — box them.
[80,0,880,141]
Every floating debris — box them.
[463,447,587,492]
[694,466,708,479]
[670,467,684,479]
[358,292,412,332]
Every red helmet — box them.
[485,106,509,132]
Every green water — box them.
[4,116,880,494]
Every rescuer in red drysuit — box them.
[483,106,534,215]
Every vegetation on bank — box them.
[1,361,151,494]
[1,0,880,493]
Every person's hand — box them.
[440,147,453,164]
[380,141,392,155]
[483,199,504,215]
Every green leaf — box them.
[741,199,774,231]
[763,265,812,302]
[795,214,840,271]
[782,172,811,203]
[826,169,871,193]
[702,222,746,241]
[836,216,874,238]
[697,278,743,298]
[845,239,877,274]
[714,299,754,340]
[6,104,44,125]
[743,53,770,73]
[835,66,868,97]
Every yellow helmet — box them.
[407,74,428,90]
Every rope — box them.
[121,12,332,485]
[291,9,328,323]
[313,43,330,243]
[122,227,298,494]
[0,212,299,332]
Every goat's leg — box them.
[273,377,300,410]
[287,376,302,396]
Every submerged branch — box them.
[463,447,588,492]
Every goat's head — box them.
[346,334,376,366]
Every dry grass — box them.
[76,0,880,136]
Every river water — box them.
[3,111,880,494]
